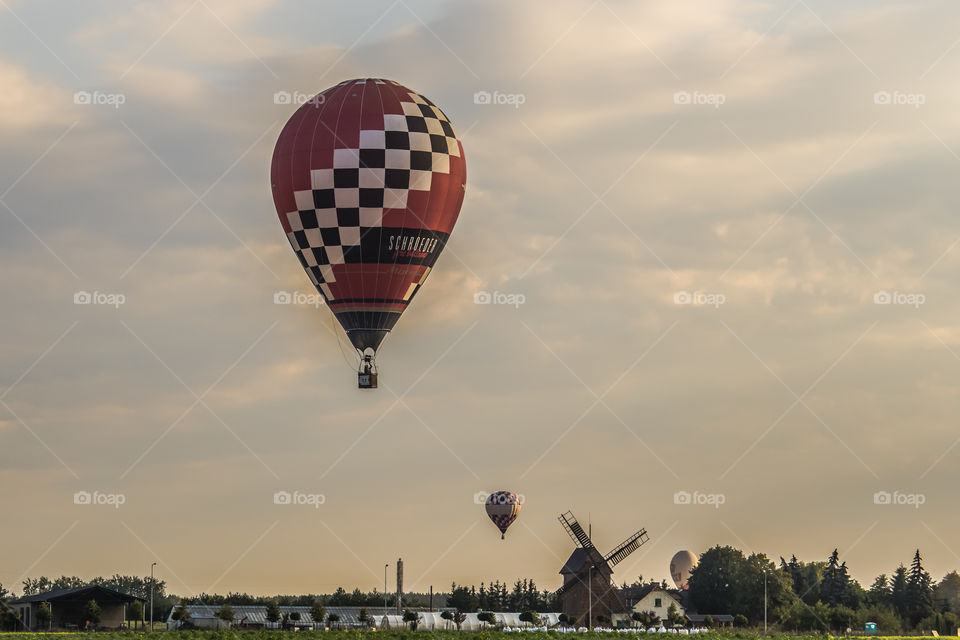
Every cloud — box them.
[3,0,960,592]
[0,60,73,130]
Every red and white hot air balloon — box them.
[485,491,522,540]
[270,79,467,388]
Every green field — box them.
[0,632,939,640]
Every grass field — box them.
[0,632,940,640]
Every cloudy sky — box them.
[3,0,960,599]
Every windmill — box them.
[556,511,649,628]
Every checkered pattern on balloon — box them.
[273,79,466,355]
[485,491,522,538]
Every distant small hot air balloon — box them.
[670,550,698,589]
[485,491,522,539]
[270,78,467,389]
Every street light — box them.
[588,565,596,631]
[763,569,768,635]
[150,562,157,631]
[384,564,389,612]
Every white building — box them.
[619,584,685,623]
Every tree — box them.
[441,610,454,629]
[290,611,301,624]
[309,601,325,630]
[906,549,935,626]
[129,600,144,629]
[820,549,859,608]
[632,611,650,628]
[34,603,51,630]
[448,583,478,613]
[478,611,496,628]
[83,600,102,628]
[327,612,341,629]
[265,600,281,627]
[170,601,190,630]
[780,555,825,605]
[667,603,685,627]
[827,605,856,632]
[919,611,960,635]
[868,574,892,607]
[703,615,714,628]
[357,607,367,627]
[519,610,540,627]
[891,565,908,617]
[690,546,795,623]
[453,610,467,630]
[402,609,419,630]
[215,604,234,628]
[936,572,960,613]
[733,614,748,628]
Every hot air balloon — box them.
[670,550,698,589]
[485,491,521,539]
[270,79,467,388]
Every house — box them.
[617,583,685,624]
[9,585,142,630]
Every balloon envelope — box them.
[670,550,698,589]
[485,491,521,539]
[270,78,466,356]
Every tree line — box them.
[447,579,561,612]
[688,545,960,633]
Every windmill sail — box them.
[603,529,650,567]
[558,511,595,549]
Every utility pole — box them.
[150,562,157,631]
[384,564,389,612]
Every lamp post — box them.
[763,569,768,635]
[150,562,157,631]
[588,565,594,630]
[384,564,389,612]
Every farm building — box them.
[166,604,561,630]
[166,605,394,629]
[10,585,142,630]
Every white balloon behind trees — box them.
[670,550,698,589]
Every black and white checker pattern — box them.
[285,91,460,295]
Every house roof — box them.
[685,614,734,622]
[560,548,589,574]
[559,548,612,575]
[620,584,683,605]
[12,585,142,604]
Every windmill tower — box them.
[556,511,649,628]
